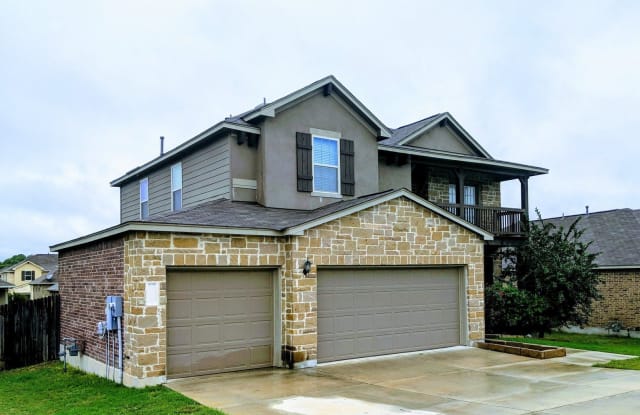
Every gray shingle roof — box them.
[31,270,58,285]
[0,254,58,273]
[144,190,397,231]
[542,209,640,268]
[379,113,443,146]
[0,280,15,289]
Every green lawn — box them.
[503,331,640,370]
[0,362,226,415]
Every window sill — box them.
[311,192,343,199]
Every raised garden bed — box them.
[477,339,566,359]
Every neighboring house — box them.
[542,208,640,330]
[0,254,58,300]
[30,270,59,299]
[0,280,15,305]
[51,75,547,387]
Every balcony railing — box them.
[438,204,526,237]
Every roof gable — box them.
[4,254,58,272]
[241,75,392,139]
[382,113,492,159]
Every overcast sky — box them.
[1,0,639,259]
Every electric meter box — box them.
[105,296,123,331]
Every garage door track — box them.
[167,346,640,415]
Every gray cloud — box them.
[1,0,639,258]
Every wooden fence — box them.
[0,296,60,370]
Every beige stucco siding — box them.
[258,92,380,209]
[409,125,477,155]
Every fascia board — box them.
[110,122,261,186]
[285,189,494,240]
[378,144,549,175]
[595,265,640,270]
[50,222,282,252]
[395,113,492,159]
[243,76,392,138]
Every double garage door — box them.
[166,267,462,378]
[318,267,462,362]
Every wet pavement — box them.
[167,346,640,414]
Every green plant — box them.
[487,212,601,337]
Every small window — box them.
[22,270,35,281]
[448,183,457,204]
[312,136,340,194]
[140,178,149,219]
[171,163,182,211]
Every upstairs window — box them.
[140,178,149,219]
[312,136,340,194]
[296,132,354,196]
[171,163,182,211]
[22,270,35,281]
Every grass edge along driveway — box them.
[0,362,226,415]
[504,331,640,370]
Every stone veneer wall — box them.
[588,270,640,328]
[427,169,501,207]
[120,197,485,383]
[58,237,125,362]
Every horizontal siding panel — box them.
[183,138,230,208]
[149,168,171,216]
[120,182,139,222]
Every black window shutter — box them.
[296,132,313,192]
[340,139,355,196]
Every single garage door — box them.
[166,269,274,378]
[318,267,461,362]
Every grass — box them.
[503,331,640,370]
[0,362,227,415]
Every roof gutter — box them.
[378,144,549,176]
[50,222,283,252]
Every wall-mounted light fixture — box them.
[302,259,312,276]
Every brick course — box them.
[58,237,125,363]
[589,270,640,328]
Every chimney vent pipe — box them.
[160,136,165,156]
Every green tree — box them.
[486,213,600,337]
[0,254,26,269]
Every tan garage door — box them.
[167,269,273,378]
[318,267,461,362]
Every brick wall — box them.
[589,270,640,328]
[58,237,124,363]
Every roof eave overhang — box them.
[595,265,640,270]
[378,144,549,177]
[110,122,261,187]
[50,222,282,252]
[51,189,493,252]
[243,76,392,138]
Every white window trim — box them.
[311,135,341,196]
[140,177,149,219]
[171,162,182,211]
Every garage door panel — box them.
[167,270,274,378]
[318,268,461,362]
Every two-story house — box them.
[52,76,547,386]
[0,254,58,300]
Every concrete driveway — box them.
[167,346,640,415]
